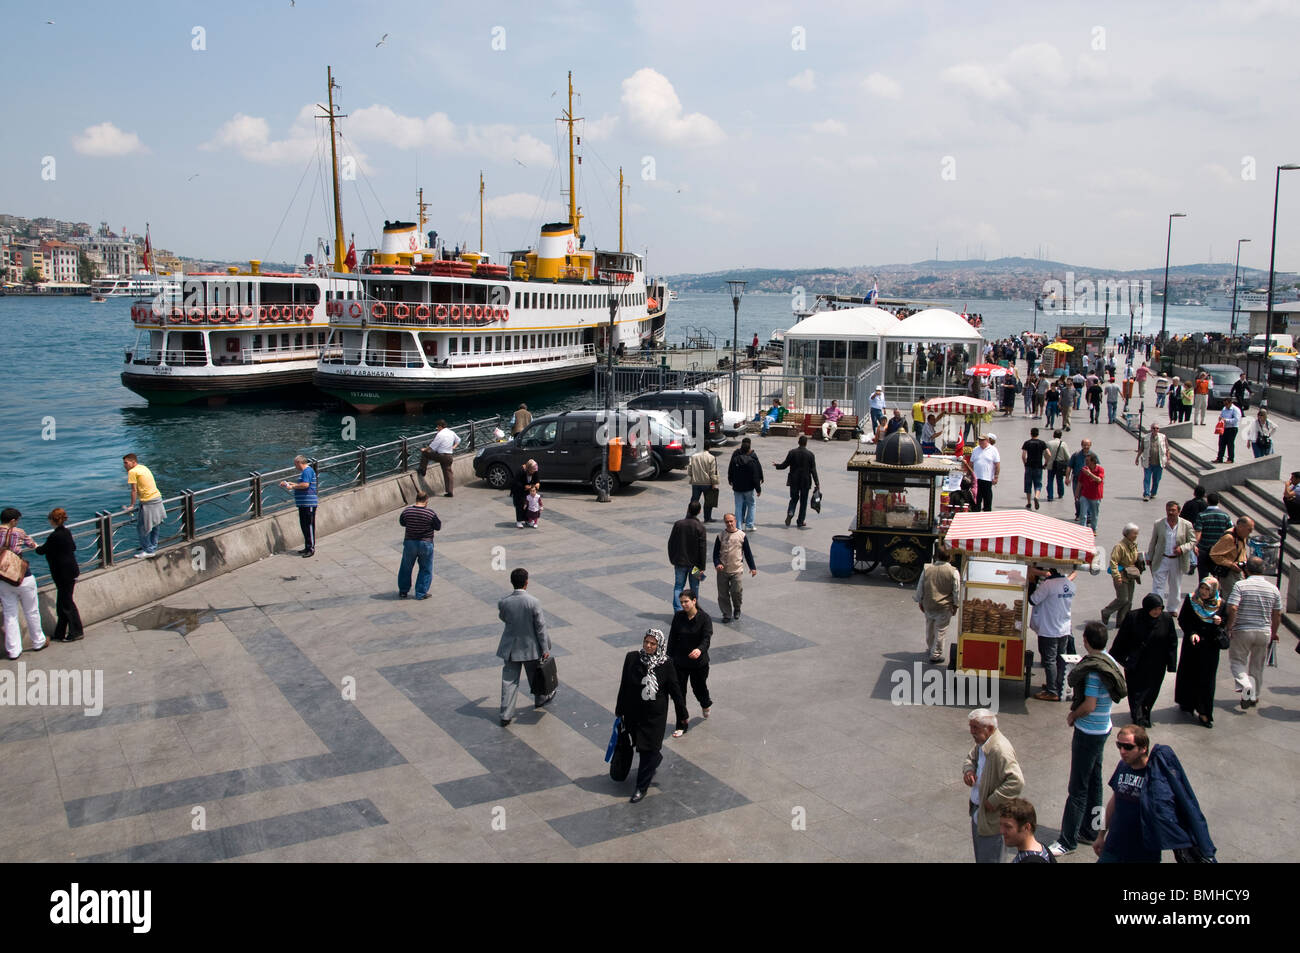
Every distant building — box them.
[40,240,79,283]
[70,234,140,276]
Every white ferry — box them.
[93,273,180,298]
[120,264,360,405]
[313,73,668,412]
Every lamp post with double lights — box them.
[1228,238,1251,340]
[1262,164,1300,406]
[1159,212,1187,344]
[727,279,747,412]
[598,270,631,503]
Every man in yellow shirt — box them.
[123,453,166,558]
[912,399,926,439]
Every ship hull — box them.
[121,367,317,405]
[313,359,594,411]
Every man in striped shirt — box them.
[1193,493,1231,571]
[1224,556,1282,709]
[397,491,442,600]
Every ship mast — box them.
[479,171,485,253]
[321,66,349,273]
[618,167,624,253]
[563,71,582,235]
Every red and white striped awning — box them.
[945,511,1097,563]
[924,396,996,416]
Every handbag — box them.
[0,529,29,587]
[810,488,823,513]
[525,655,558,697]
[704,486,719,508]
[608,721,633,782]
[1216,629,1230,650]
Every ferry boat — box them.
[120,263,360,405]
[313,72,669,412]
[93,273,180,298]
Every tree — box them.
[77,251,99,283]
[23,265,43,287]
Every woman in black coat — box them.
[33,507,83,642]
[668,591,713,736]
[510,459,540,528]
[615,628,684,803]
[1174,578,1225,728]
[1111,592,1178,728]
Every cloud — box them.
[810,119,848,135]
[347,105,552,165]
[621,68,724,145]
[941,63,1014,102]
[788,69,816,92]
[582,114,620,142]
[72,121,148,156]
[941,42,1066,105]
[861,72,902,100]
[202,105,319,164]
[459,193,563,223]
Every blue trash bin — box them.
[830,535,855,578]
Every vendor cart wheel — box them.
[885,541,924,584]
[854,559,879,573]
[948,644,958,672]
[1023,649,1035,699]
[887,562,922,585]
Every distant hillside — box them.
[665,259,1295,301]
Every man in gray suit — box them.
[497,567,555,726]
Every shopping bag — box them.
[608,720,633,782]
[810,489,823,513]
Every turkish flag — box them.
[344,240,357,270]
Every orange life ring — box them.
[434,305,447,322]
[415,304,430,320]
[259,306,270,322]
[500,308,509,322]
[224,308,239,323]
[169,308,183,324]
[188,310,204,324]
[394,302,410,319]
[241,306,254,319]
[297,305,308,320]
[450,305,461,323]
[371,302,387,320]
[268,306,281,321]
[349,302,362,319]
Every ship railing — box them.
[19,415,503,588]
[318,344,596,370]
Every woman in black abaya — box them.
[1111,592,1178,728]
[1175,577,1225,728]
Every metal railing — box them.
[16,416,502,589]
[126,347,326,368]
[593,365,724,403]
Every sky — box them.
[5,0,1300,278]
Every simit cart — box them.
[942,510,1098,698]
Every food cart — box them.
[842,431,962,584]
[942,511,1098,698]
[922,395,995,452]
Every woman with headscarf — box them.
[1111,593,1178,728]
[1174,577,1225,728]
[615,628,685,803]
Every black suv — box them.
[473,409,656,495]
[626,389,726,447]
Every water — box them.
[0,292,1228,521]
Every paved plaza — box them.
[1,400,1298,863]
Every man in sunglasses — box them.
[1093,724,1216,863]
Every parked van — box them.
[1247,333,1293,355]
[626,389,727,447]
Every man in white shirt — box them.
[1030,568,1076,701]
[1145,501,1195,611]
[1213,396,1243,464]
[425,420,462,497]
[1224,556,1282,708]
[970,433,1001,512]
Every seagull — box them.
[187,173,200,182]
[513,158,526,167]
[375,33,388,46]
[47,19,55,24]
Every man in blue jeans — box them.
[869,386,886,432]
[1049,621,1126,856]
[397,490,441,599]
[1029,566,1076,702]
[667,501,707,611]
[728,437,763,531]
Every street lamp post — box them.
[1228,238,1251,340]
[1159,212,1187,344]
[598,271,631,503]
[1263,164,1300,407]
[727,279,747,412]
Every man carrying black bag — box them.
[496,567,556,726]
